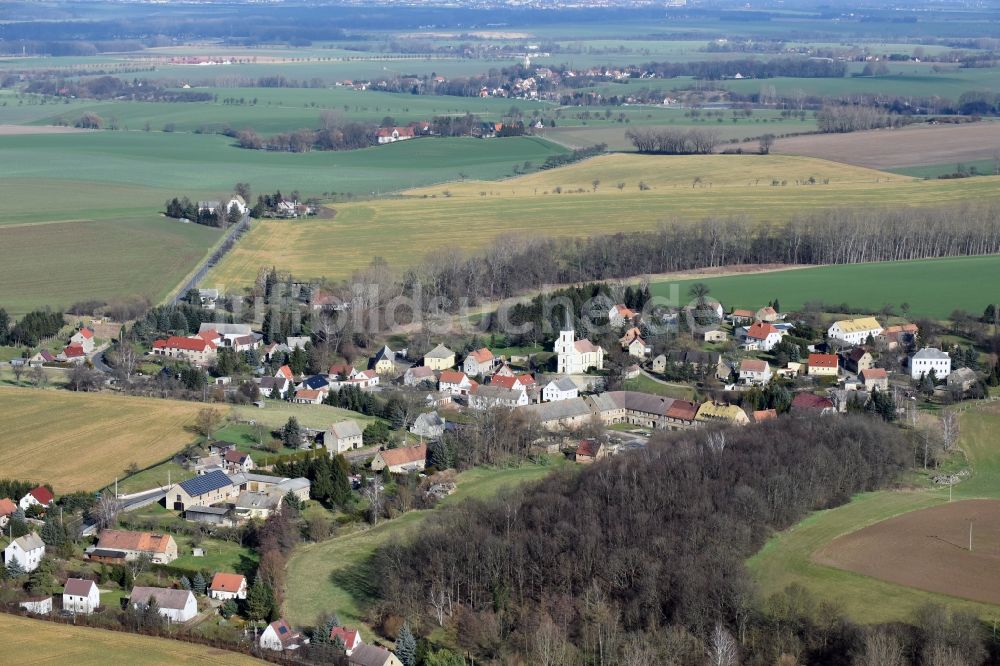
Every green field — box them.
[891,159,1000,179]
[284,458,567,631]
[749,402,1000,623]
[207,153,1000,290]
[0,613,265,665]
[651,255,1000,320]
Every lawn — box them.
[230,401,379,431]
[0,387,207,493]
[650,255,1000,320]
[210,153,1000,290]
[0,215,221,316]
[623,373,697,400]
[283,457,567,631]
[748,402,1000,623]
[0,614,266,665]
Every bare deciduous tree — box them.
[941,411,960,452]
[94,491,124,530]
[363,478,384,526]
[856,627,905,666]
[708,624,740,666]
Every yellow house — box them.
[695,401,750,426]
[423,344,456,371]
[369,345,398,375]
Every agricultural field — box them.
[0,614,265,666]
[650,255,1000,320]
[0,387,205,492]
[770,122,1000,171]
[207,153,1000,290]
[284,458,567,630]
[749,402,1000,623]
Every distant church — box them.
[554,325,605,375]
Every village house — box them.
[410,411,446,440]
[489,374,527,392]
[349,645,403,666]
[198,288,219,310]
[369,345,401,374]
[463,347,497,377]
[4,533,45,572]
[258,376,289,399]
[469,384,529,410]
[276,364,295,383]
[260,618,305,651]
[169,470,236,512]
[70,327,96,353]
[758,306,781,322]
[198,323,255,348]
[844,348,875,374]
[330,626,364,656]
[807,353,839,378]
[423,344,456,371]
[376,126,415,144]
[403,365,436,387]
[292,388,328,404]
[542,377,579,402]
[331,369,379,391]
[739,322,784,352]
[860,368,889,392]
[728,309,756,325]
[129,587,198,623]
[371,443,427,474]
[739,359,772,386]
[63,578,100,614]
[521,397,594,431]
[234,492,281,521]
[576,439,608,464]
[91,530,178,564]
[28,350,56,366]
[911,347,952,380]
[324,420,364,454]
[791,392,837,415]
[57,344,87,364]
[555,326,605,374]
[695,401,751,426]
[19,485,54,511]
[152,336,217,365]
[209,573,248,600]
[878,323,919,350]
[438,370,473,396]
[222,449,254,474]
[608,303,637,327]
[626,335,651,359]
[329,363,357,381]
[827,317,883,346]
[948,367,978,392]
[0,498,16,528]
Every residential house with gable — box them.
[371,444,427,473]
[739,322,784,352]
[324,420,364,454]
[63,578,100,614]
[423,344,456,371]
[827,317,883,346]
[19,486,54,511]
[463,348,496,377]
[4,533,45,572]
[807,353,839,378]
[129,587,197,623]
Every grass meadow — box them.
[748,402,1000,623]
[206,153,1000,290]
[284,458,567,631]
[650,255,1000,320]
[0,614,266,665]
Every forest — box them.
[369,416,995,664]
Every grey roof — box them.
[424,344,455,359]
[546,377,577,391]
[259,376,288,390]
[329,420,363,439]
[948,367,977,383]
[242,473,287,484]
[414,411,445,427]
[913,347,949,360]
[12,532,44,552]
[277,478,310,493]
[236,491,280,510]
[474,385,522,400]
[584,393,619,413]
[185,505,229,516]
[199,323,253,336]
[607,391,675,416]
[349,644,397,666]
[521,397,593,422]
[178,470,232,497]
[130,586,193,610]
[198,200,221,209]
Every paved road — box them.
[170,212,251,306]
[80,487,167,536]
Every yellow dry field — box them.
[0,387,203,492]
[205,153,1000,290]
[0,614,266,665]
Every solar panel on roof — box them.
[178,469,232,496]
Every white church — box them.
[554,326,605,375]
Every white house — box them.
[608,304,636,327]
[19,486,54,511]
[739,322,784,352]
[330,626,363,656]
[739,359,772,386]
[468,384,529,410]
[542,377,579,402]
[463,347,497,377]
[324,420,364,454]
[69,327,96,353]
[438,370,473,396]
[910,347,952,381]
[19,596,52,615]
[209,573,248,601]
[4,533,45,572]
[260,618,304,651]
[554,327,604,375]
[827,317,883,346]
[129,587,198,623]
[63,578,101,614]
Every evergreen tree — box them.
[6,559,26,579]
[332,635,346,651]
[281,417,302,448]
[40,515,65,547]
[330,455,352,507]
[247,578,276,621]
[28,558,58,595]
[179,575,192,590]
[192,571,207,595]
[396,622,417,666]
[311,455,335,503]
[773,298,781,312]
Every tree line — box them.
[371,416,929,664]
[0,308,64,347]
[625,127,720,154]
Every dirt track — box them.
[815,499,1000,605]
[772,122,1000,169]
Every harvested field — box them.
[771,122,1000,170]
[814,499,1000,606]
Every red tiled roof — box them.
[63,345,85,358]
[377,443,427,468]
[577,439,603,458]
[753,409,778,423]
[97,530,172,554]
[791,393,834,410]
[197,330,219,342]
[574,339,600,353]
[329,363,354,378]
[223,450,249,464]
[468,348,494,363]
[295,389,324,400]
[29,486,54,505]
[156,336,214,352]
[0,498,16,516]
[490,375,521,390]
[277,365,294,380]
[329,626,360,646]
[210,573,246,593]
[439,370,468,385]
[731,309,755,318]
[861,368,888,380]
[746,322,778,340]
[666,400,698,421]
[740,359,768,373]
[76,328,94,339]
[808,353,839,368]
